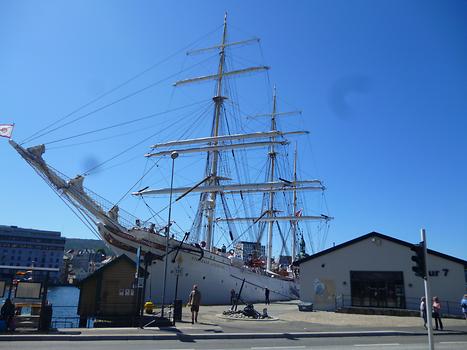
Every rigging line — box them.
[258,41,272,104]
[81,101,211,175]
[24,54,218,145]
[43,99,209,145]
[82,129,161,176]
[275,216,290,257]
[141,194,185,236]
[20,25,223,146]
[173,100,215,143]
[114,158,161,207]
[31,164,102,241]
[140,196,167,226]
[49,100,212,151]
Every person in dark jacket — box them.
[230,289,236,306]
[432,296,444,330]
[264,287,270,305]
[1,299,15,331]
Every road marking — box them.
[440,341,467,344]
[251,347,306,350]
[354,344,400,347]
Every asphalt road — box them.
[2,335,467,350]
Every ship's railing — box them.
[51,166,164,232]
[51,305,80,328]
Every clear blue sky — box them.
[1,0,466,261]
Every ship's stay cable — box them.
[228,22,272,96]
[224,67,260,240]
[140,196,181,238]
[142,102,213,227]
[43,99,211,150]
[225,218,258,249]
[82,130,160,176]
[91,101,212,177]
[277,221,291,257]
[114,158,162,207]
[27,160,102,241]
[27,53,218,147]
[219,192,238,242]
[81,100,213,176]
[42,100,209,146]
[21,24,223,145]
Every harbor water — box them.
[1,285,80,328]
[47,286,80,327]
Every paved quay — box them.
[1,301,466,341]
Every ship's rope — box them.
[33,53,218,148]
[21,24,223,145]
[25,158,103,241]
[43,99,209,146]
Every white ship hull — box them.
[98,223,299,305]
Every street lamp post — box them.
[174,265,182,302]
[161,151,178,318]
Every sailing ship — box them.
[10,14,332,305]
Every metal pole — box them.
[174,266,181,302]
[161,151,178,318]
[139,253,150,328]
[39,271,50,331]
[421,228,434,350]
[134,246,141,325]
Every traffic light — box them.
[411,242,426,279]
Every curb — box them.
[2,330,466,341]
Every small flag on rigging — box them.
[0,124,14,138]
[295,209,303,217]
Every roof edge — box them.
[293,231,467,267]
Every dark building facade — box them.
[0,225,66,284]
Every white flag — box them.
[0,124,14,138]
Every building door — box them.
[350,271,405,309]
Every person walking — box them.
[461,294,467,320]
[187,284,201,324]
[419,296,427,329]
[432,296,444,330]
[264,287,270,305]
[230,289,236,306]
[0,298,15,331]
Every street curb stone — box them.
[1,330,466,341]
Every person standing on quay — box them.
[187,284,201,324]
[265,287,270,305]
[419,296,427,329]
[230,289,236,306]
[0,298,15,331]
[461,294,467,320]
[432,296,444,330]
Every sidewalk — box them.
[1,301,466,341]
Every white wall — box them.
[299,236,465,311]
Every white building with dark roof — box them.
[293,231,467,315]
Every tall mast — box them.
[205,13,228,250]
[266,86,277,271]
[291,144,298,262]
[169,13,268,248]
